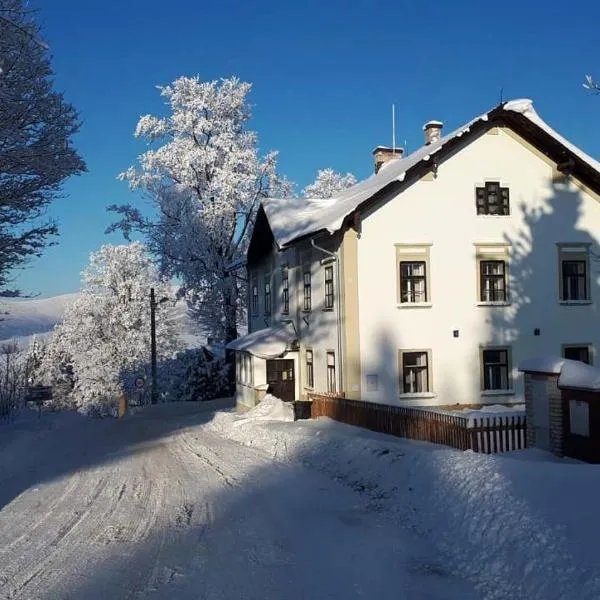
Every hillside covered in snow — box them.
[0,293,208,350]
[0,294,78,344]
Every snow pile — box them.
[206,410,600,599]
[242,394,295,422]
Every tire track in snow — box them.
[0,471,82,557]
[2,461,132,600]
[177,430,241,489]
[130,432,219,598]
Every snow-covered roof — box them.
[262,99,600,248]
[519,356,600,392]
[225,322,296,359]
[558,361,600,392]
[519,356,569,375]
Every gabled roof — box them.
[262,99,600,249]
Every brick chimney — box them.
[423,121,443,145]
[372,146,403,174]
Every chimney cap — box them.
[423,120,444,131]
[371,145,404,155]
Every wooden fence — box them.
[309,394,526,454]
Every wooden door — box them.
[266,359,295,402]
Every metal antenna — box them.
[392,104,396,152]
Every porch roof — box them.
[225,322,297,359]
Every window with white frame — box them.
[480,260,507,302]
[475,244,510,304]
[251,279,258,315]
[326,351,336,393]
[481,347,511,391]
[395,244,431,304]
[263,271,271,315]
[558,244,590,302]
[305,349,314,388]
[324,265,334,309]
[282,267,289,314]
[400,350,430,394]
[303,266,312,311]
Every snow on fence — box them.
[309,394,527,454]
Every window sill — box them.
[559,300,592,306]
[481,389,515,397]
[399,392,437,400]
[322,307,335,312]
[396,302,433,309]
[477,302,511,307]
[302,309,312,314]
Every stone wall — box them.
[524,372,563,457]
[524,373,536,448]
[548,375,564,456]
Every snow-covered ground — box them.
[2,397,598,599]
[207,396,600,600]
[0,400,477,600]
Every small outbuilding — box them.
[519,356,600,463]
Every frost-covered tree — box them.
[302,168,357,199]
[0,0,86,296]
[583,75,600,94]
[47,243,181,415]
[108,76,283,348]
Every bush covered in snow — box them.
[155,348,231,403]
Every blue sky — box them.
[14,0,600,297]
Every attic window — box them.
[476,182,510,216]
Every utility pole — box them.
[150,287,157,405]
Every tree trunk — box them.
[222,278,239,394]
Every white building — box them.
[228,99,600,410]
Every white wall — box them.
[357,127,600,407]
[293,238,342,399]
[247,237,343,400]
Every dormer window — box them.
[476,182,510,215]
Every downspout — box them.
[310,237,344,395]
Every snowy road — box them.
[0,403,478,599]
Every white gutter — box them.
[310,238,344,394]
